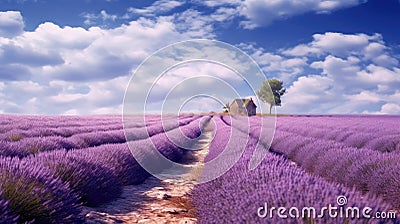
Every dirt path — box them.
[83,125,212,224]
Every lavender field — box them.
[193,115,400,223]
[0,114,399,223]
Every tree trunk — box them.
[269,104,273,114]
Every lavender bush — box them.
[0,157,82,223]
[0,193,18,224]
[73,144,150,186]
[28,150,122,207]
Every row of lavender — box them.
[0,115,209,223]
[0,114,197,131]
[229,115,400,209]
[241,115,400,206]
[0,115,201,158]
[192,115,397,223]
[0,114,196,139]
[269,116,400,210]
[276,115,400,153]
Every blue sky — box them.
[0,0,399,114]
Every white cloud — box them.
[128,0,184,17]
[281,44,321,57]
[311,32,374,56]
[49,93,85,104]
[170,10,215,38]
[0,64,31,80]
[194,0,241,7]
[278,75,397,114]
[380,103,400,114]
[18,22,102,50]
[239,0,366,29]
[100,10,118,21]
[283,32,382,57]
[364,42,386,59]
[92,105,123,115]
[288,75,334,96]
[356,64,400,85]
[370,54,399,67]
[0,11,24,38]
[0,98,20,113]
[150,62,243,97]
[9,81,45,93]
[362,40,399,67]
[310,55,360,79]
[388,91,400,102]
[169,8,237,39]
[0,10,220,114]
[237,43,307,83]
[82,10,119,26]
[347,91,382,103]
[19,17,196,82]
[279,75,336,113]
[178,96,224,113]
[210,7,238,22]
[47,75,129,114]
[62,109,80,115]
[254,31,400,114]
[0,40,64,66]
[250,48,307,83]
[82,13,98,26]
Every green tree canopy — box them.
[257,79,286,114]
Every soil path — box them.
[83,124,213,224]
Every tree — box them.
[257,79,286,114]
[223,103,230,113]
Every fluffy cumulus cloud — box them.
[238,0,367,29]
[282,33,388,58]
[38,17,191,82]
[244,44,307,84]
[0,6,250,115]
[272,32,400,114]
[0,11,24,38]
[48,76,129,115]
[280,75,337,113]
[236,32,399,114]
[0,10,217,115]
[380,103,400,114]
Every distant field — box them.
[0,114,399,223]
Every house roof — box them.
[231,98,257,108]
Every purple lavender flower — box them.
[0,156,82,223]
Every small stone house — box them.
[229,98,257,116]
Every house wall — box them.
[229,102,240,115]
[247,106,256,116]
[229,100,257,116]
